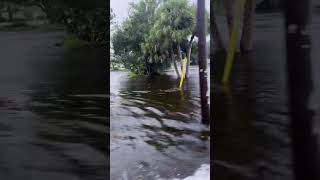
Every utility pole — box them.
[284,0,319,179]
[197,0,209,124]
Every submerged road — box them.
[0,30,108,180]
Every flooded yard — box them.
[213,12,320,180]
[110,67,210,180]
[0,30,108,180]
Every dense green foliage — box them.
[112,0,162,74]
[112,0,205,75]
[0,0,107,45]
[61,1,107,45]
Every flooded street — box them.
[0,30,108,180]
[110,67,210,180]
[213,13,320,180]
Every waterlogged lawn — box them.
[63,35,90,50]
[0,22,35,32]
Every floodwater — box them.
[110,67,210,180]
[0,30,108,180]
[213,12,320,180]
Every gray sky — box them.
[111,0,210,25]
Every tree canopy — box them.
[0,0,107,45]
[112,0,208,76]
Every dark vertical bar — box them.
[240,0,255,52]
[212,0,224,50]
[284,0,318,179]
[197,0,210,124]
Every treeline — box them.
[112,0,209,76]
[256,0,282,12]
[0,0,107,45]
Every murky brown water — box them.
[110,67,210,180]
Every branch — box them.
[25,1,45,11]
[188,32,196,47]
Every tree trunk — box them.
[284,0,319,179]
[144,55,151,75]
[240,0,255,52]
[197,0,209,124]
[213,11,224,51]
[31,1,58,24]
[186,34,196,78]
[177,44,183,72]
[7,5,13,22]
[171,46,180,78]
[224,0,234,37]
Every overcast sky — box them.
[111,0,210,25]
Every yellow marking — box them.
[179,58,188,90]
[222,0,247,84]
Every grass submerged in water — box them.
[0,22,35,32]
[129,72,140,78]
[64,36,90,50]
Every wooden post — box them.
[224,0,234,37]
[284,0,319,179]
[240,0,255,52]
[212,8,224,51]
[197,0,209,124]
[222,0,247,84]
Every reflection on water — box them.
[25,48,108,179]
[0,31,107,180]
[110,67,210,180]
[213,51,293,179]
[212,13,310,180]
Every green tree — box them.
[112,0,165,75]
[22,0,107,45]
[110,8,115,25]
[213,0,255,52]
[0,0,107,46]
[154,0,196,77]
[112,0,207,76]
[0,1,23,21]
[62,0,107,44]
[145,0,209,77]
[22,0,66,23]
